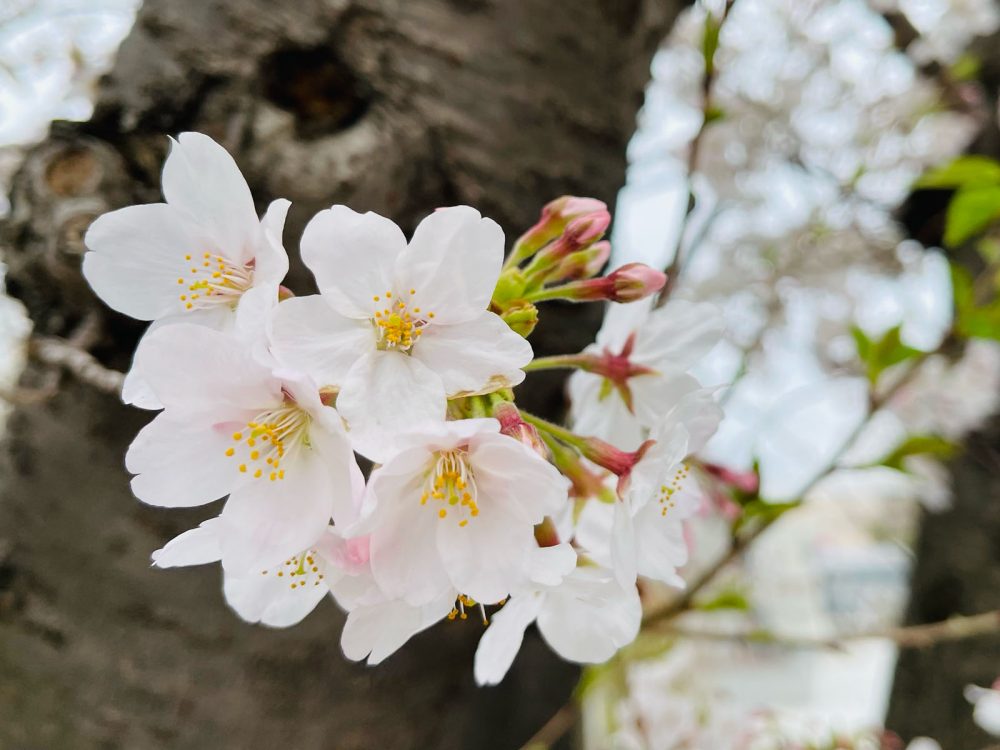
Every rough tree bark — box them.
[0,1,688,748]
[886,30,1000,748]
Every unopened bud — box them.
[494,402,547,457]
[492,268,528,307]
[511,196,609,265]
[553,240,612,281]
[499,301,538,337]
[605,263,666,302]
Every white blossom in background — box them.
[966,681,1000,737]
[271,206,532,461]
[568,296,723,449]
[82,132,290,408]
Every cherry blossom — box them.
[355,418,573,608]
[270,206,532,460]
[125,323,359,571]
[568,297,724,450]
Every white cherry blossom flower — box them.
[152,519,369,628]
[605,380,723,588]
[125,323,359,571]
[966,681,1000,737]
[568,297,724,449]
[473,560,641,686]
[82,132,290,408]
[356,418,572,608]
[270,206,533,461]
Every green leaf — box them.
[876,434,956,471]
[702,13,722,76]
[854,325,921,384]
[945,185,1000,247]
[697,588,751,612]
[734,499,799,534]
[915,156,1000,190]
[950,53,982,82]
[953,263,1000,341]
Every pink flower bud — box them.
[551,240,612,283]
[560,210,611,251]
[494,402,547,457]
[542,196,607,222]
[512,196,609,263]
[703,462,759,495]
[605,263,666,302]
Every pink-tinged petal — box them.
[254,198,290,284]
[473,593,545,686]
[412,312,532,397]
[637,299,724,369]
[270,296,373,387]
[436,499,534,605]
[151,520,223,568]
[537,569,640,663]
[368,470,452,606]
[341,591,454,665]
[161,133,258,260]
[135,324,281,413]
[223,561,329,628]
[568,370,646,450]
[82,203,210,320]
[470,433,570,524]
[397,206,504,324]
[337,350,446,462]
[300,206,407,318]
[218,448,336,571]
[127,413,240,507]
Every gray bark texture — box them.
[887,31,1000,748]
[0,1,688,748]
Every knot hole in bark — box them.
[261,45,372,139]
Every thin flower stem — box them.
[520,411,587,451]
[523,354,596,372]
[654,609,1000,650]
[522,281,591,303]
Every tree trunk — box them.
[0,1,687,748]
[886,30,1000,748]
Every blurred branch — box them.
[654,609,1000,650]
[29,335,124,395]
[518,701,579,750]
[658,0,737,301]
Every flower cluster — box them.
[83,133,724,683]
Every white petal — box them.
[83,203,210,320]
[538,569,641,663]
[307,414,363,529]
[135,324,281,413]
[637,299,724,369]
[223,564,328,628]
[633,498,690,587]
[412,312,532,397]
[152,519,223,568]
[595,299,653,352]
[337,350,446,462]
[568,370,646,449]
[368,469,453,606]
[437,498,534,605]
[341,592,454,665]
[470,432,570,524]
[218,448,336,571]
[300,206,407,318]
[254,198,290,284]
[161,132,258,259]
[270,296,373,386]
[610,500,638,589]
[127,413,238,507]
[121,365,162,410]
[473,593,544,686]
[526,543,577,587]
[397,206,504,324]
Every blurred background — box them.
[0,0,999,748]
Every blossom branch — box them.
[517,701,580,750]
[522,354,598,372]
[652,608,1000,651]
[29,335,125,395]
